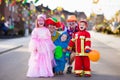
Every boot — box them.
[66,66,72,74]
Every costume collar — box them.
[52,31,56,36]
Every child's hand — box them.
[63,49,66,52]
[85,49,91,53]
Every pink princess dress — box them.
[27,27,55,77]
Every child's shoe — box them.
[75,73,84,77]
[84,74,91,77]
[59,71,64,75]
[54,72,59,75]
[66,66,72,74]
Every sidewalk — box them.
[0,36,30,54]
[90,31,120,51]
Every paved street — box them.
[0,31,120,80]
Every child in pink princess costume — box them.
[27,14,55,77]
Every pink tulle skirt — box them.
[27,38,55,77]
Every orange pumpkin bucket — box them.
[88,50,100,62]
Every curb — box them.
[0,45,23,54]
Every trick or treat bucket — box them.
[54,46,63,59]
[88,50,100,62]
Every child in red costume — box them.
[67,20,91,77]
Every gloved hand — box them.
[85,49,91,53]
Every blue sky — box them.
[28,0,120,20]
